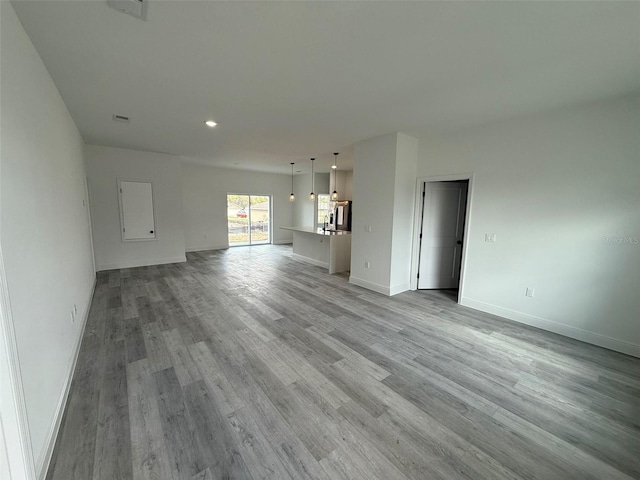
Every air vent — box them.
[107,0,146,21]
[112,114,130,123]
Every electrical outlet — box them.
[365,261,371,269]
[525,288,535,298]
[485,233,497,242]
[364,225,372,233]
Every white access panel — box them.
[118,180,156,241]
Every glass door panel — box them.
[227,194,250,246]
[249,195,270,245]
[227,194,271,246]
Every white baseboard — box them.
[389,282,410,296]
[460,297,640,358]
[291,253,329,269]
[348,276,409,297]
[185,244,228,253]
[97,255,187,271]
[37,276,97,479]
[349,276,390,296]
[187,241,291,251]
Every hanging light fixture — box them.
[331,152,339,201]
[289,162,295,202]
[309,158,315,201]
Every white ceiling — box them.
[12,0,640,174]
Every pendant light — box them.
[309,158,315,201]
[331,152,339,201]
[289,162,295,202]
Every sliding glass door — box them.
[227,194,271,246]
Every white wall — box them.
[390,134,419,292]
[330,170,353,201]
[181,163,294,251]
[416,94,640,357]
[289,172,331,230]
[350,133,418,295]
[293,173,314,228]
[1,2,96,476]
[85,145,186,270]
[350,133,400,294]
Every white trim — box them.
[409,179,425,291]
[410,173,475,304]
[185,244,229,253]
[349,276,391,296]
[348,276,410,297]
[460,297,640,358]
[0,246,37,480]
[36,278,97,479]
[96,255,186,271]
[389,283,411,296]
[272,240,293,246]
[291,253,329,270]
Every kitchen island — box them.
[281,226,351,274]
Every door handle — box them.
[150,230,154,234]
[456,240,462,245]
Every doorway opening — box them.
[414,177,471,303]
[227,194,271,246]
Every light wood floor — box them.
[47,245,640,480]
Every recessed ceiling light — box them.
[204,120,217,127]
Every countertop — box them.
[281,226,351,236]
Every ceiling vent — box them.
[107,0,146,21]
[113,114,130,123]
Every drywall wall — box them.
[85,145,186,270]
[181,163,295,250]
[291,173,330,229]
[1,2,96,475]
[416,94,640,356]
[390,134,419,292]
[293,174,314,229]
[330,170,353,201]
[342,171,354,201]
[350,133,418,295]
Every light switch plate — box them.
[485,233,496,242]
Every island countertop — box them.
[281,226,352,273]
[281,226,351,236]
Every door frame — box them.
[0,245,37,479]
[410,173,474,303]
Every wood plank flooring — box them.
[47,245,640,480]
